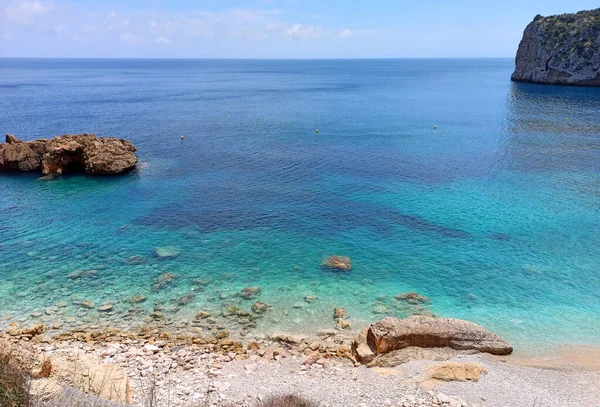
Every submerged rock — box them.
[130,295,147,304]
[177,294,196,306]
[240,286,261,299]
[154,247,181,259]
[353,316,513,364]
[512,9,600,86]
[395,292,430,304]
[251,301,269,314]
[192,278,213,287]
[74,300,95,309]
[0,133,137,175]
[98,303,114,312]
[322,255,352,271]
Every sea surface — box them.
[1,58,599,353]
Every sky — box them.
[0,0,599,58]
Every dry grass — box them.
[0,351,33,407]
[256,394,317,407]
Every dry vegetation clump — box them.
[0,351,33,407]
[256,394,317,407]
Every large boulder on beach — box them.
[353,316,513,364]
[0,133,137,175]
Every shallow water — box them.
[1,58,599,351]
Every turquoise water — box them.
[1,59,599,351]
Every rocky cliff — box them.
[0,134,138,175]
[511,9,600,86]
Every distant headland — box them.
[0,134,138,176]
[511,8,600,86]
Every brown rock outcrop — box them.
[0,134,137,175]
[353,316,513,364]
[322,255,352,271]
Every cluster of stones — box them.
[2,322,357,369]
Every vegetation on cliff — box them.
[512,8,600,86]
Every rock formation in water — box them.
[0,134,137,175]
[511,9,600,86]
[353,316,513,364]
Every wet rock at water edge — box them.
[333,307,348,319]
[240,286,261,299]
[322,255,352,271]
[195,310,211,320]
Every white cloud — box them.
[339,29,352,39]
[155,35,169,44]
[2,32,14,40]
[285,23,320,40]
[4,0,51,25]
[119,33,138,43]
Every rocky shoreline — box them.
[1,315,515,406]
[2,316,599,407]
[0,134,138,175]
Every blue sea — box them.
[1,58,599,353]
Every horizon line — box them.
[0,56,515,60]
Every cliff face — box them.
[511,9,600,86]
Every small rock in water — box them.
[98,303,114,312]
[177,294,196,305]
[75,300,95,309]
[124,255,146,265]
[195,310,211,319]
[251,301,269,314]
[240,286,261,299]
[154,246,181,258]
[192,278,212,286]
[395,292,430,304]
[333,307,348,319]
[130,295,147,304]
[55,301,68,308]
[373,305,389,314]
[292,302,304,309]
[322,255,352,271]
[304,295,318,303]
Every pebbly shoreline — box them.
[2,317,599,407]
